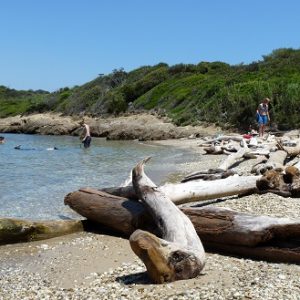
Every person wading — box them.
[79,120,92,148]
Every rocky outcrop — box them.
[0,113,221,141]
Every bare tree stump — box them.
[129,158,205,283]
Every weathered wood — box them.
[181,170,236,183]
[65,188,154,235]
[253,150,287,175]
[64,189,300,264]
[203,144,223,154]
[198,135,244,146]
[256,165,300,197]
[160,175,260,204]
[280,140,300,157]
[251,156,268,174]
[217,139,250,171]
[102,175,260,205]
[0,218,83,245]
[129,158,205,283]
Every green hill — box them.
[1,48,300,131]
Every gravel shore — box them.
[1,137,300,300]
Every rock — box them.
[0,113,222,141]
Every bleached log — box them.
[103,175,260,205]
[248,149,271,156]
[251,156,268,173]
[221,142,239,153]
[217,139,250,172]
[161,175,260,204]
[254,150,287,175]
[130,158,205,283]
[280,140,300,157]
[198,135,243,146]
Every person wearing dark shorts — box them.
[79,120,92,148]
[82,135,91,148]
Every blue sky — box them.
[0,0,299,91]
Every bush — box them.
[106,92,127,114]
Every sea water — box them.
[0,133,197,220]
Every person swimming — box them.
[14,145,36,150]
[14,145,58,150]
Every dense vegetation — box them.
[1,48,300,130]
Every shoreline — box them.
[1,116,300,299]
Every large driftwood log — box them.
[64,188,300,264]
[103,175,260,205]
[129,158,205,283]
[0,218,83,245]
[161,175,260,204]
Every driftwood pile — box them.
[64,131,300,283]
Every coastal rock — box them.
[0,113,221,140]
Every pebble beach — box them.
[1,136,300,300]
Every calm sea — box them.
[0,133,196,220]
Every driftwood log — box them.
[256,165,300,197]
[253,150,287,175]
[0,218,83,245]
[217,139,250,172]
[103,175,260,205]
[198,135,244,146]
[65,187,300,264]
[279,140,300,157]
[129,158,205,283]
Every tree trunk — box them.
[65,188,300,264]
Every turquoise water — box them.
[0,133,195,220]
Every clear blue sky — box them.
[0,0,299,92]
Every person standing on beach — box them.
[256,97,270,137]
[79,120,92,148]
